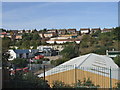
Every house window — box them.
[19,54,23,58]
[26,53,29,58]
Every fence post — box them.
[43,65,45,88]
[110,67,112,89]
[43,65,45,81]
[75,64,77,88]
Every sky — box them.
[2,2,118,30]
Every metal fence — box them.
[42,65,120,88]
[2,65,120,89]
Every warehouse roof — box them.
[38,53,120,80]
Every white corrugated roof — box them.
[38,53,119,80]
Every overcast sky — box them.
[2,2,118,30]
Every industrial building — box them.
[38,53,120,88]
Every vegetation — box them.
[60,43,80,59]
[2,37,12,68]
[52,80,72,88]
[80,27,120,55]
[16,33,41,49]
[116,81,120,88]
[113,56,120,67]
[75,78,100,88]
[51,58,69,66]
[52,78,100,88]
[11,58,28,68]
[7,72,50,88]
[51,43,80,66]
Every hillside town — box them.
[1,27,120,89]
[1,28,114,45]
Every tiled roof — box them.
[80,28,90,30]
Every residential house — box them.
[57,29,67,35]
[39,33,45,38]
[91,28,101,33]
[80,28,90,34]
[76,31,80,35]
[106,50,120,58]
[0,32,7,38]
[47,29,58,33]
[10,30,18,40]
[18,30,25,34]
[37,45,64,52]
[44,32,57,38]
[67,29,76,34]
[47,29,58,36]
[8,49,39,60]
[46,38,80,44]
[39,32,56,38]
[36,47,58,56]
[15,35,22,40]
[101,28,113,33]
[6,33,12,38]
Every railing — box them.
[2,65,120,89]
[42,65,120,88]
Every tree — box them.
[33,33,41,40]
[51,58,69,66]
[22,41,30,49]
[113,56,120,67]
[2,37,11,52]
[60,44,79,59]
[11,58,28,68]
[112,27,120,41]
[80,41,89,48]
[7,72,50,88]
[2,37,11,68]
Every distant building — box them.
[0,32,7,38]
[47,29,58,34]
[80,28,90,34]
[46,38,80,44]
[15,35,22,40]
[38,53,120,88]
[18,30,25,34]
[39,32,57,38]
[67,29,76,34]
[39,33,44,38]
[37,45,64,52]
[8,49,39,60]
[91,28,101,33]
[57,29,67,35]
[101,28,113,33]
[36,47,58,56]
[10,30,18,41]
[106,50,120,58]
[44,32,57,38]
